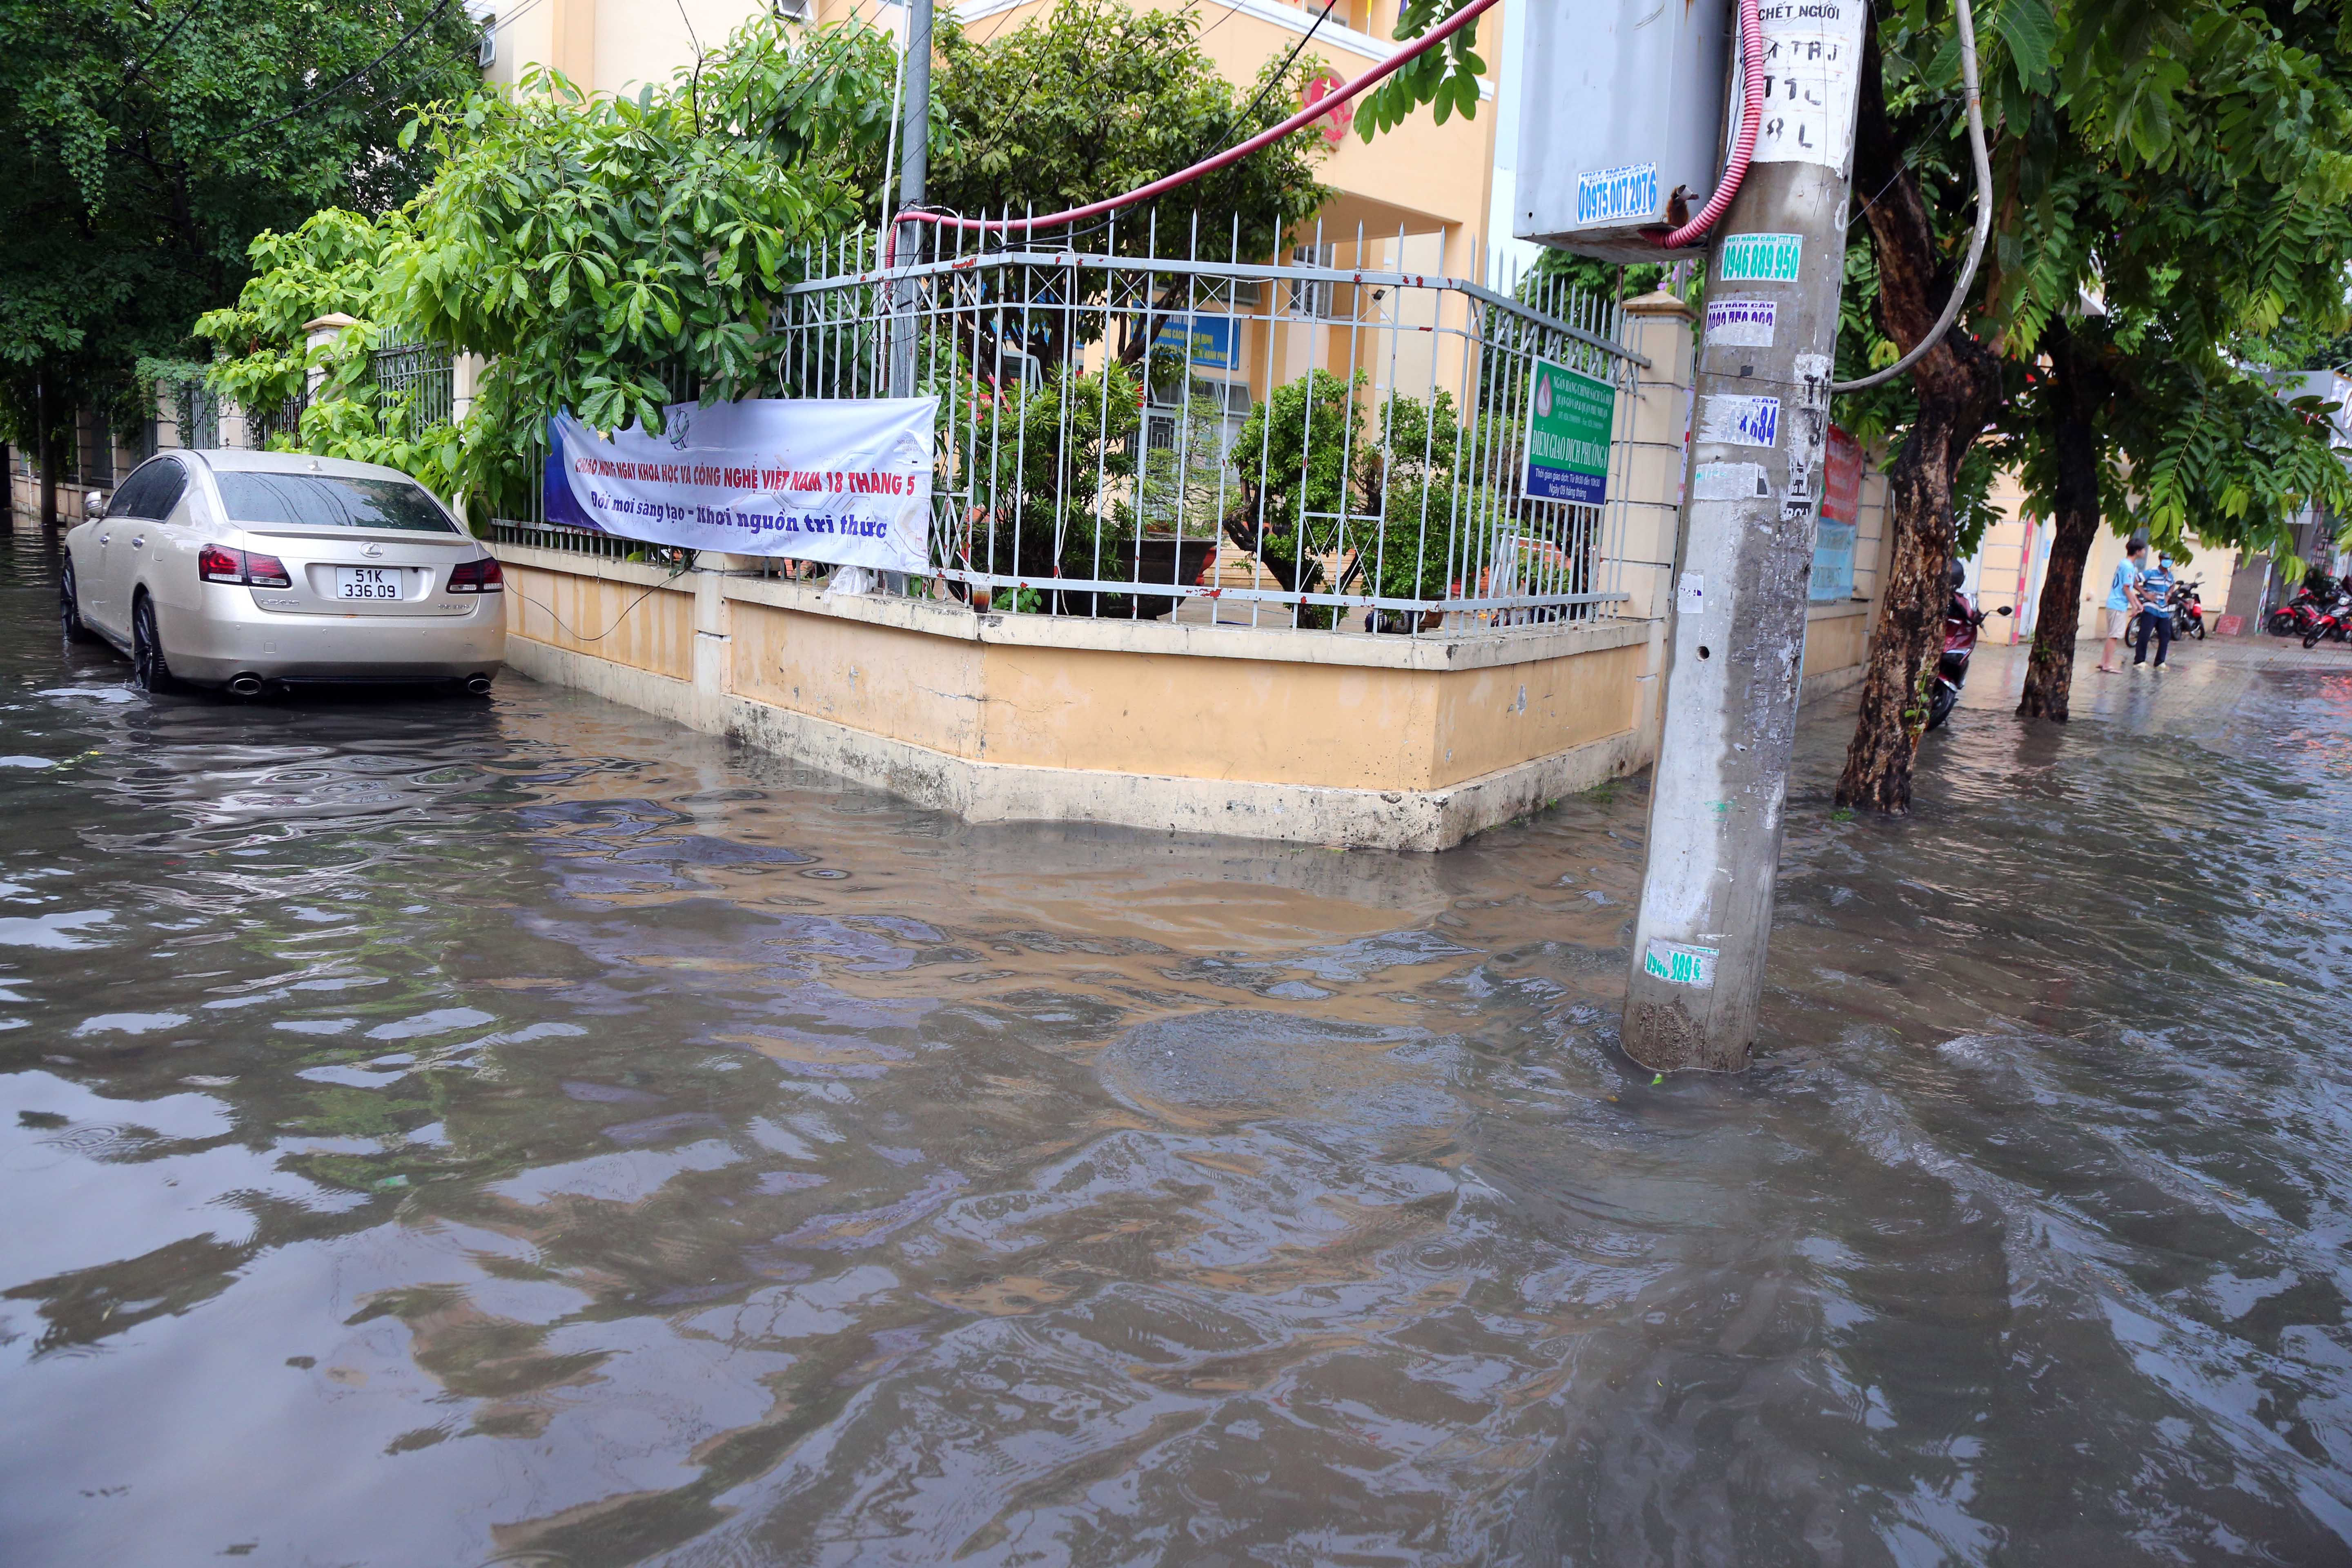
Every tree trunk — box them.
[1832,13,2005,813]
[2016,320,2105,719]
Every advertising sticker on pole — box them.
[544,397,936,571]
[1523,358,1615,506]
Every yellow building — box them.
[477,0,1503,283]
[1962,474,2249,646]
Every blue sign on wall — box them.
[1152,314,1238,371]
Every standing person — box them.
[2099,536,2148,674]
[2135,550,2176,668]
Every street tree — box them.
[920,0,1334,383]
[1373,0,2352,803]
[1827,0,2352,777]
[0,0,479,499]
[197,17,896,514]
[197,2,1337,522]
[925,0,1334,265]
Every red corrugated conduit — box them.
[1657,0,1764,250]
[887,0,1505,249]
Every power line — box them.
[118,0,209,97]
[898,0,1500,241]
[225,0,465,145]
[923,0,1276,258]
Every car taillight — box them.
[447,556,504,593]
[199,545,292,588]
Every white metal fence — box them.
[761,220,1642,633]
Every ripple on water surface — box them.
[0,535,2349,1566]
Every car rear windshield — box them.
[215,472,459,533]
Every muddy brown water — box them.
[3,530,2349,1566]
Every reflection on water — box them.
[3,526,2350,1566]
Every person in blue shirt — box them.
[2099,537,2147,674]
[2135,551,2176,668]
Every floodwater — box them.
[3,527,2350,1568]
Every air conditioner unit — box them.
[1514,0,1734,261]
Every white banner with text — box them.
[543,397,936,570]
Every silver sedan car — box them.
[61,450,506,695]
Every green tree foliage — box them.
[918,0,1338,404]
[197,2,1337,530]
[194,210,397,427]
[1227,368,1497,622]
[0,0,479,452]
[386,30,889,495]
[1851,0,2352,555]
[1354,0,1489,140]
[959,357,1146,583]
[1831,0,2352,764]
[924,0,1334,265]
[196,16,895,513]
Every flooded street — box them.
[4,525,2350,1568]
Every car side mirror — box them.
[84,490,107,521]
[1996,605,2013,616]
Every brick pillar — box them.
[452,354,485,425]
[1602,290,1697,758]
[300,313,361,404]
[693,557,762,733]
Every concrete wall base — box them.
[1798,659,1870,708]
[503,631,1650,851]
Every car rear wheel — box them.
[131,594,178,693]
[60,563,99,644]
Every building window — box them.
[1285,245,1336,320]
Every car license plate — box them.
[334,567,402,601]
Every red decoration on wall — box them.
[1300,71,1354,145]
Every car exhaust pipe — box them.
[226,674,265,697]
[465,674,494,696]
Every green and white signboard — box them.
[1523,358,1615,506]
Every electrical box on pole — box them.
[1513,0,1735,261]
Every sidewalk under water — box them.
[2,529,2348,1566]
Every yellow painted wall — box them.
[708,590,1646,792]
[489,0,768,96]
[1802,609,1870,678]
[1427,641,1643,787]
[976,646,1438,784]
[503,566,695,680]
[730,601,985,758]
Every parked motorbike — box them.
[2302,586,2352,648]
[1929,566,2012,731]
[2169,578,2207,640]
[2269,576,2345,638]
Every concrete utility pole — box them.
[1621,0,1866,1072]
[886,0,933,402]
